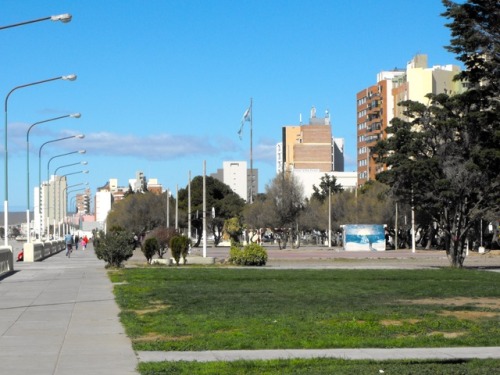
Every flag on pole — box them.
[238,107,251,139]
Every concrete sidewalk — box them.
[138,347,500,363]
[0,244,138,375]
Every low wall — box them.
[23,240,65,262]
[0,246,14,277]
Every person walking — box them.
[82,235,89,250]
[74,234,80,250]
[64,233,74,257]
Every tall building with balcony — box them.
[75,188,91,214]
[356,70,404,185]
[356,54,464,187]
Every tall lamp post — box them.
[25,113,80,243]
[47,150,86,182]
[54,162,88,176]
[61,182,88,235]
[0,13,72,30]
[45,150,86,236]
[37,134,84,238]
[68,188,89,230]
[3,74,77,245]
[38,135,85,188]
[50,162,88,236]
[56,172,88,237]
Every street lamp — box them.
[68,187,89,225]
[52,170,89,237]
[45,150,86,235]
[50,162,87,235]
[0,13,72,30]
[61,182,88,235]
[47,150,86,182]
[59,170,89,229]
[54,161,88,176]
[25,113,80,243]
[37,134,84,238]
[38,134,85,188]
[3,74,77,245]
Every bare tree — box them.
[264,172,305,249]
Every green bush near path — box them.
[110,268,500,352]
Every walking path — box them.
[0,244,138,375]
[138,347,500,363]
[0,244,499,375]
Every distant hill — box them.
[0,212,32,226]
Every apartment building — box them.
[279,107,338,173]
[75,188,92,214]
[356,54,464,186]
[356,70,405,184]
[94,172,164,225]
[276,107,354,197]
[212,161,258,202]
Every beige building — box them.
[392,54,465,119]
[276,107,349,199]
[281,108,331,173]
[356,54,465,186]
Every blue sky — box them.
[2,0,460,211]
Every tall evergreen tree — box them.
[311,174,344,203]
[177,176,245,246]
[373,0,499,267]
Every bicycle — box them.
[66,243,73,258]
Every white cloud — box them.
[81,132,229,160]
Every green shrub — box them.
[170,235,190,265]
[142,237,159,264]
[224,217,243,246]
[229,243,268,266]
[94,230,135,268]
[148,227,178,258]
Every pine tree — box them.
[373,0,500,267]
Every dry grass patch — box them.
[134,332,193,343]
[400,297,500,321]
[428,331,466,339]
[439,310,499,320]
[399,297,500,309]
[133,300,171,315]
[380,319,420,326]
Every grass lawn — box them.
[138,358,500,375]
[110,268,500,351]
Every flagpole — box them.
[249,98,253,204]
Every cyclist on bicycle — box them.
[65,233,74,257]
